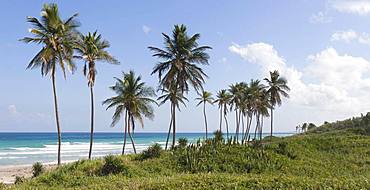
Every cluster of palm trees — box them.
[23,3,289,165]
[200,71,290,144]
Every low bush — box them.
[177,137,188,148]
[32,162,44,177]
[137,143,163,161]
[100,155,128,176]
[14,176,26,184]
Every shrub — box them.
[178,138,188,148]
[138,143,163,161]
[274,142,297,159]
[213,130,224,143]
[32,162,44,177]
[100,155,128,176]
[14,176,26,184]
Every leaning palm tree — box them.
[196,91,214,139]
[74,31,118,159]
[157,84,188,150]
[264,70,290,137]
[21,3,79,165]
[148,24,211,147]
[103,71,156,154]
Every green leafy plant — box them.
[32,162,44,177]
[100,155,128,176]
[137,143,163,161]
[14,176,26,184]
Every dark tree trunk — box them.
[241,114,245,143]
[270,107,274,137]
[51,73,62,166]
[235,109,239,141]
[224,113,229,140]
[172,102,176,148]
[122,110,128,155]
[219,106,223,132]
[165,104,173,150]
[203,102,208,139]
[128,114,136,154]
[88,86,94,159]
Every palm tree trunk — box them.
[165,104,173,150]
[88,86,94,159]
[224,113,229,140]
[203,102,208,139]
[51,73,62,166]
[241,114,245,143]
[172,102,176,148]
[254,114,259,140]
[260,116,263,140]
[219,107,223,132]
[270,107,273,137]
[122,110,128,155]
[235,109,239,141]
[128,114,137,154]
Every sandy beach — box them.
[0,162,72,184]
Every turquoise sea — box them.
[0,132,293,166]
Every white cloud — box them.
[8,105,17,115]
[309,11,332,23]
[6,104,49,122]
[331,0,370,15]
[229,42,370,115]
[331,30,370,44]
[331,30,358,42]
[142,25,151,34]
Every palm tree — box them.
[228,82,247,141]
[103,71,156,154]
[157,84,188,150]
[264,70,290,137]
[148,24,211,147]
[196,91,214,139]
[74,31,118,159]
[214,90,230,132]
[21,3,79,165]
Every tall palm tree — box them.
[74,31,118,159]
[264,70,290,137]
[103,71,156,154]
[214,90,230,132]
[148,24,211,147]
[157,85,188,150]
[229,82,247,141]
[21,3,79,165]
[196,91,214,139]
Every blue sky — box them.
[1,0,370,132]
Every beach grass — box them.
[6,116,370,190]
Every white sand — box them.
[0,161,76,184]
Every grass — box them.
[6,114,370,189]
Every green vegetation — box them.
[10,115,370,189]
[32,162,44,177]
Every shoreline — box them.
[0,160,76,184]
